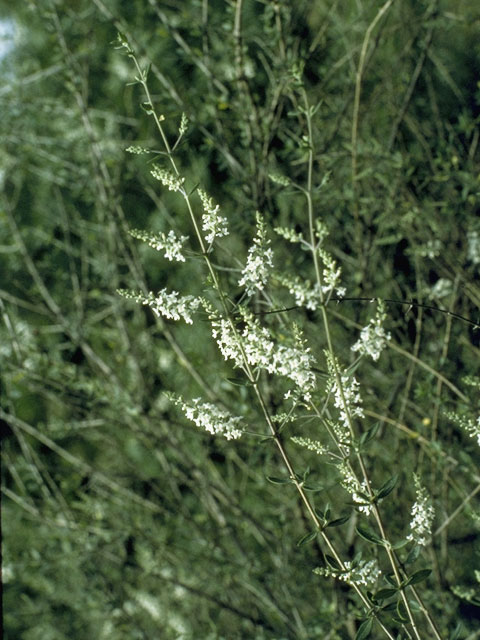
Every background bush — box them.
[1,1,480,638]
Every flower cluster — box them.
[407,475,435,546]
[126,145,150,155]
[314,558,380,587]
[278,274,322,311]
[318,248,345,297]
[274,226,304,244]
[351,300,391,361]
[291,436,327,456]
[338,461,372,515]
[171,395,243,440]
[198,189,229,245]
[326,353,364,430]
[117,289,200,324]
[429,278,453,300]
[269,173,290,186]
[209,308,316,400]
[239,213,274,296]
[130,228,188,262]
[151,165,185,192]
[467,230,480,265]
[446,410,480,448]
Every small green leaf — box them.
[266,476,291,485]
[360,422,380,446]
[324,555,341,571]
[355,618,373,640]
[375,588,398,601]
[375,474,399,501]
[381,601,397,612]
[405,545,421,565]
[391,539,408,550]
[356,526,384,545]
[404,568,431,587]
[297,531,318,547]
[303,484,324,492]
[450,622,463,640]
[396,599,409,622]
[326,514,350,528]
[385,573,398,587]
[226,377,250,386]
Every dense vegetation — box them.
[2,1,480,638]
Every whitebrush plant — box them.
[113,7,480,639]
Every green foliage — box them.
[1,1,480,638]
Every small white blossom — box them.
[429,278,453,300]
[151,165,185,192]
[274,226,305,244]
[314,558,380,587]
[467,230,480,265]
[269,173,290,186]
[179,112,188,136]
[239,213,274,296]
[278,275,322,310]
[351,300,391,361]
[407,475,435,546]
[130,228,188,262]
[210,309,315,400]
[118,289,200,324]
[291,436,327,456]
[126,145,150,154]
[198,189,229,244]
[338,461,372,515]
[326,353,364,430]
[173,396,243,440]
[446,411,480,448]
[418,239,441,259]
[318,248,342,295]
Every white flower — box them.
[278,275,322,311]
[467,230,480,265]
[151,165,185,192]
[326,353,364,430]
[130,228,188,262]
[173,396,243,440]
[318,248,342,295]
[315,558,380,587]
[351,300,391,361]
[118,289,200,324]
[407,475,435,546]
[210,309,315,400]
[239,212,274,296]
[198,189,229,244]
[338,461,372,515]
[291,436,327,456]
[429,278,453,300]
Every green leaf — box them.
[297,531,318,547]
[404,568,431,587]
[355,618,373,640]
[326,514,350,528]
[266,476,291,485]
[356,526,384,545]
[396,599,409,623]
[359,422,380,446]
[375,474,399,501]
[449,622,463,640]
[226,377,251,386]
[385,573,398,587]
[324,555,341,571]
[405,545,421,565]
[375,588,398,601]
[303,484,324,492]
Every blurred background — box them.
[1,1,480,638]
